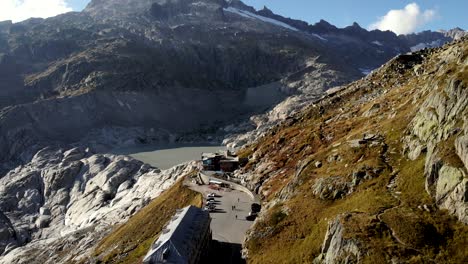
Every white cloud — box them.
[0,0,72,23]
[369,3,436,35]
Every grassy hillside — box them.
[90,177,202,264]
[239,39,468,263]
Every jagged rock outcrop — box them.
[0,212,16,256]
[314,215,361,264]
[402,43,468,223]
[440,27,468,40]
[0,147,195,262]
[313,176,350,200]
[312,167,378,201]
[455,120,468,171]
[435,165,467,222]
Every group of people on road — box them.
[232,197,242,219]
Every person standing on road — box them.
[235,215,237,219]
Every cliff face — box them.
[0,146,196,262]
[237,38,468,263]
[1,0,461,166]
[0,1,466,262]
[0,0,364,165]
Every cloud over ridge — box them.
[0,0,72,23]
[369,3,436,35]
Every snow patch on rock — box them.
[359,68,373,75]
[312,33,327,41]
[223,7,298,31]
[410,39,444,52]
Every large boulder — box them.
[425,152,468,224]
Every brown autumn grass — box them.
[91,178,202,264]
[244,41,468,263]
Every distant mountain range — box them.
[233,2,467,52]
[0,0,465,164]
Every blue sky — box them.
[242,0,466,31]
[1,0,466,33]
[69,0,466,31]
[68,0,89,11]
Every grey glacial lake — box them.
[112,144,226,170]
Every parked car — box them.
[203,206,215,212]
[206,200,216,205]
[207,197,215,201]
[251,203,261,213]
[207,193,216,198]
[246,213,257,221]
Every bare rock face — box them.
[0,147,195,262]
[312,166,378,200]
[455,123,468,172]
[439,178,468,223]
[403,44,468,224]
[0,212,16,255]
[0,1,465,263]
[425,157,468,223]
[435,166,464,201]
[313,176,350,200]
[314,215,361,264]
[440,27,468,40]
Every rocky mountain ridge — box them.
[0,0,464,167]
[234,37,468,263]
[0,0,466,262]
[439,27,468,40]
[0,0,365,168]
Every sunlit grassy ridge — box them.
[91,178,202,264]
[242,40,468,263]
